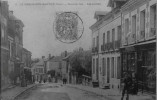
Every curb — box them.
[67,85,155,100]
[1,85,16,92]
[67,85,116,100]
[12,84,40,100]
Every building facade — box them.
[121,0,156,93]
[90,0,127,89]
[8,10,24,85]
[22,48,32,68]
[90,0,156,93]
[1,1,9,87]
[31,57,46,82]
[46,56,62,80]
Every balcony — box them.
[92,47,98,53]
[101,44,107,52]
[150,28,156,37]
[110,42,115,50]
[140,31,145,40]
[115,40,121,49]
[106,42,113,51]
[101,45,104,52]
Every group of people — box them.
[63,77,67,84]
[121,72,138,100]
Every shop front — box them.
[136,43,156,94]
[121,42,156,94]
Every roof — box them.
[107,0,127,7]
[62,52,73,60]
[48,56,62,62]
[94,11,108,19]
[9,11,19,21]
[9,11,24,27]
[32,59,45,68]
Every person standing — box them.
[121,72,132,100]
[63,77,65,84]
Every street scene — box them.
[0,0,156,100]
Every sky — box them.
[7,0,110,58]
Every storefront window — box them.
[144,50,156,92]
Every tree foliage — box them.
[69,50,92,77]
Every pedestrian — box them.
[121,72,132,100]
[65,78,67,84]
[63,77,65,84]
[131,72,138,95]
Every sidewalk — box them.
[1,83,39,100]
[67,84,155,100]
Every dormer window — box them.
[108,0,128,9]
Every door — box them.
[96,58,99,80]
[107,58,110,83]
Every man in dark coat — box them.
[121,72,132,100]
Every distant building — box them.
[31,57,46,82]
[46,56,62,78]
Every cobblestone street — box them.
[15,83,106,100]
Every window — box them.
[117,25,122,40]
[140,10,146,34]
[102,58,106,76]
[112,29,115,49]
[125,19,129,35]
[96,58,99,80]
[96,36,98,47]
[150,4,156,36]
[107,31,110,43]
[132,15,136,33]
[93,59,95,74]
[111,57,114,78]
[93,38,95,47]
[103,33,105,45]
[112,28,115,42]
[117,57,121,79]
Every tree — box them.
[69,50,92,78]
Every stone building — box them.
[1,1,9,87]
[90,0,127,89]
[46,56,62,80]
[90,0,156,94]
[22,48,32,68]
[32,57,46,82]
[8,10,24,85]
[120,0,156,93]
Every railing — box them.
[150,28,156,36]
[92,47,98,53]
[140,31,145,39]
[82,75,92,86]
